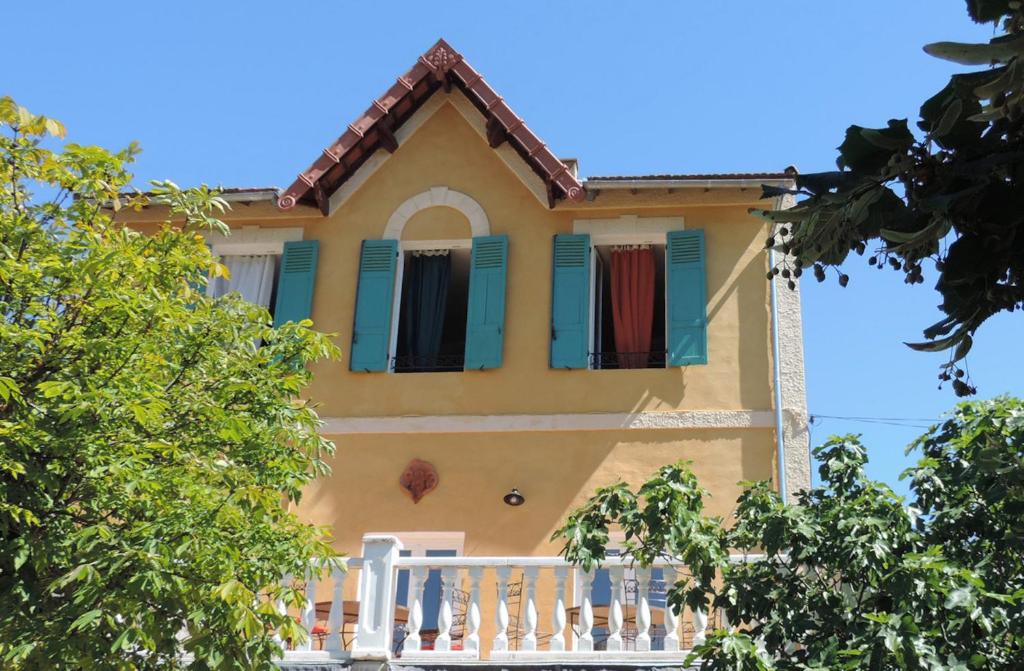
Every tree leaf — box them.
[924,34,1024,65]
[905,330,966,352]
[933,98,964,138]
[69,610,104,632]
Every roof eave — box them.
[584,177,796,190]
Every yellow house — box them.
[127,38,809,664]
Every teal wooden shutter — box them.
[272,240,319,326]
[350,239,398,372]
[666,230,708,366]
[464,235,508,370]
[550,234,591,369]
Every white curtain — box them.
[207,254,277,309]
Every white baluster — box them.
[493,566,511,652]
[522,566,539,651]
[663,598,679,651]
[692,606,708,646]
[577,569,595,652]
[635,567,652,652]
[606,565,624,652]
[465,567,482,655]
[434,567,456,651]
[297,568,318,652]
[325,564,346,654]
[272,573,292,650]
[403,566,426,653]
[550,566,568,651]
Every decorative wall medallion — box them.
[399,459,439,503]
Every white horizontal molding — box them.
[319,409,775,435]
[401,238,472,251]
[202,225,303,256]
[574,214,684,246]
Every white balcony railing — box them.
[280,533,753,664]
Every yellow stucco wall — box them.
[122,96,783,562]
[303,428,774,555]
[401,207,472,240]
[303,427,772,649]
[300,102,773,417]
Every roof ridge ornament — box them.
[420,38,462,81]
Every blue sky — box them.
[8,1,1020,498]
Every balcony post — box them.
[577,569,595,652]
[522,566,539,651]
[635,566,652,652]
[663,600,680,651]
[403,566,426,653]
[550,565,568,651]
[493,566,511,652]
[466,566,483,654]
[352,534,403,659]
[324,563,347,654]
[297,566,318,652]
[692,606,708,647]
[606,564,624,651]
[434,567,456,651]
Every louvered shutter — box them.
[272,240,319,326]
[350,239,398,372]
[464,235,508,370]
[666,230,708,366]
[550,234,591,369]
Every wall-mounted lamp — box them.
[503,488,525,506]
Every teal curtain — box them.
[401,253,451,364]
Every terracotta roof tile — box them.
[279,39,584,212]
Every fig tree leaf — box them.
[837,120,913,173]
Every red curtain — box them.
[610,247,655,369]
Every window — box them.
[203,228,319,327]
[207,254,280,314]
[393,247,471,373]
[350,236,508,373]
[590,244,667,369]
[551,228,706,370]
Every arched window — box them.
[349,188,508,374]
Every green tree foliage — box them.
[557,396,1024,670]
[0,97,342,669]
[755,2,1024,395]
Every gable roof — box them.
[278,39,585,213]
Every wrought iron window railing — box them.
[589,351,667,370]
[392,352,466,373]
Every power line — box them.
[812,414,940,422]
[809,414,941,430]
